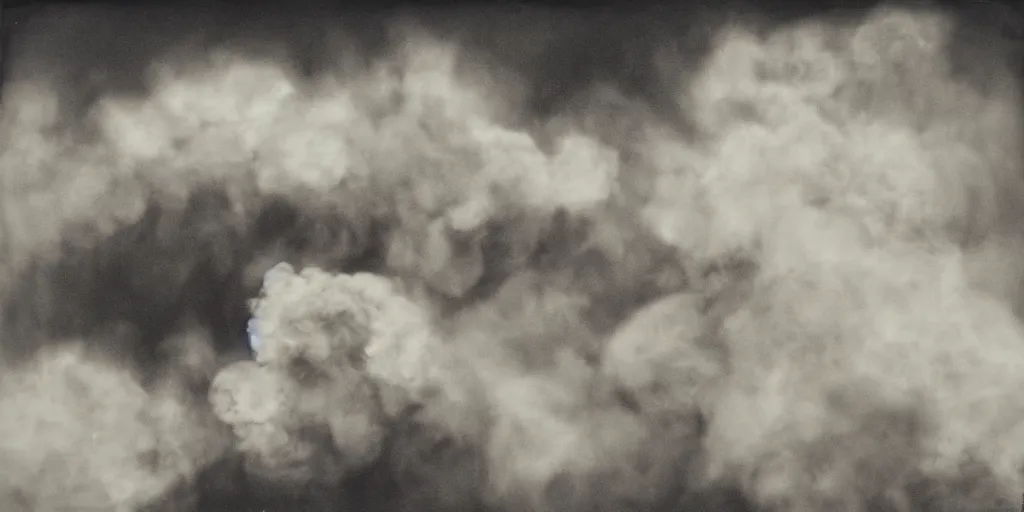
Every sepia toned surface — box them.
[0,1,1022,511]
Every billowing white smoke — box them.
[0,3,1022,512]
[0,343,227,511]
[208,263,458,481]
[641,6,1024,511]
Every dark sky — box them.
[1,0,1018,135]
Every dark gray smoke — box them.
[0,1,1022,511]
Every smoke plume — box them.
[0,1,1022,511]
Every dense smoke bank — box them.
[0,1,1022,511]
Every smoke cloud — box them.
[0,1,1022,511]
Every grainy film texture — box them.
[0,2,1022,511]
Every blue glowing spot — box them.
[247,317,262,355]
